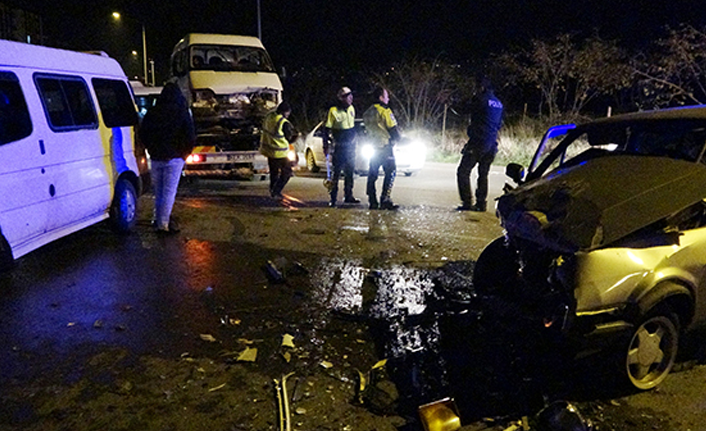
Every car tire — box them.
[0,233,13,272]
[472,236,519,296]
[623,305,679,390]
[306,150,320,173]
[404,171,415,177]
[110,178,138,233]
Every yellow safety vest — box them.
[325,105,355,130]
[260,112,290,159]
[363,103,397,146]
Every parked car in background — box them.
[472,105,706,391]
[302,120,426,176]
[129,81,160,189]
[130,80,162,119]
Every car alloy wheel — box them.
[306,150,319,173]
[625,313,678,390]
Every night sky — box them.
[15,0,706,83]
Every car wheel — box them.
[624,307,679,390]
[110,178,138,233]
[306,150,320,173]
[404,171,414,177]
[473,236,519,296]
[0,233,13,272]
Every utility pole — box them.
[257,0,262,40]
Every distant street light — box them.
[112,11,149,85]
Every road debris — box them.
[237,347,258,362]
[199,334,217,342]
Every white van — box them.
[169,33,283,177]
[0,40,141,270]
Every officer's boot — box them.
[471,201,487,212]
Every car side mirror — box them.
[505,163,525,184]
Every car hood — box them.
[497,155,706,252]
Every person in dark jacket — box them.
[456,78,503,212]
[139,83,196,233]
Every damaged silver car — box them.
[474,105,706,390]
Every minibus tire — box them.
[0,233,13,272]
[110,179,137,233]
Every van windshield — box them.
[189,45,276,73]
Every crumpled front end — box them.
[497,155,706,253]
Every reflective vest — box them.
[260,112,290,159]
[325,104,355,130]
[363,103,397,146]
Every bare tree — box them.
[371,57,469,130]
[497,34,631,119]
[633,24,706,108]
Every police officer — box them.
[363,86,401,210]
[456,78,503,212]
[260,101,296,200]
[323,87,359,207]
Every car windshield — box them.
[529,119,706,181]
[189,44,276,73]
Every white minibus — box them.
[0,40,141,270]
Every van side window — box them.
[0,71,32,145]
[35,74,97,131]
[92,78,137,127]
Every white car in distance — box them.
[302,120,426,176]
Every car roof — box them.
[587,104,706,127]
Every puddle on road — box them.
[302,257,562,423]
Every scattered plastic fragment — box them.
[282,334,295,348]
[238,347,258,362]
[372,359,387,369]
[320,360,333,369]
[295,407,306,415]
[67,322,76,327]
[200,334,217,342]
[282,352,291,363]
[93,319,104,328]
[208,383,226,392]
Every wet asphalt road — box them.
[1,162,705,430]
[0,162,501,375]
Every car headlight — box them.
[361,144,375,160]
[287,144,297,162]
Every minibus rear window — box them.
[35,74,97,131]
[0,71,32,145]
[92,78,138,128]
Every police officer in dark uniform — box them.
[323,87,359,207]
[456,78,503,212]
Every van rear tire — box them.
[0,233,13,272]
[110,178,137,233]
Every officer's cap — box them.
[337,86,352,99]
